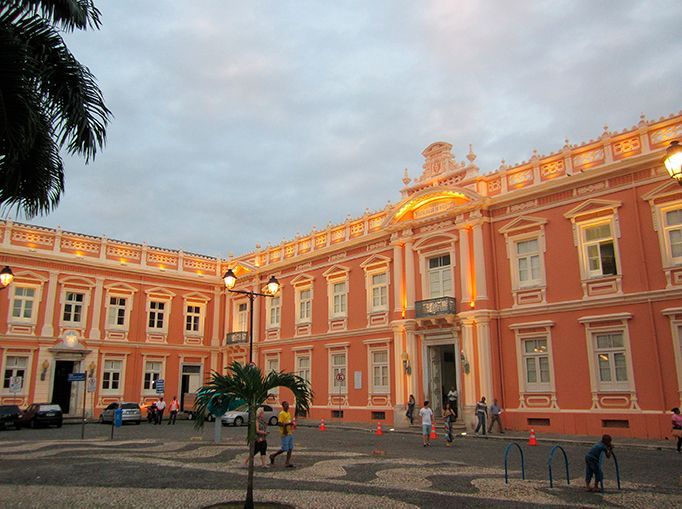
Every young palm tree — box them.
[0,0,111,218]
[193,362,313,509]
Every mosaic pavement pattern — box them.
[0,438,679,508]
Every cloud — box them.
[15,0,682,258]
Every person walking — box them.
[487,398,504,433]
[245,407,269,467]
[672,407,682,453]
[446,387,458,420]
[406,394,416,425]
[474,396,487,435]
[585,434,613,492]
[269,401,295,467]
[419,400,434,447]
[155,396,166,425]
[167,396,179,425]
[442,402,456,446]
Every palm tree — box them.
[193,362,313,509]
[0,0,111,218]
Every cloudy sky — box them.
[16,1,682,258]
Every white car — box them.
[221,404,278,426]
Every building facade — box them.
[1,112,681,439]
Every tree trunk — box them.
[244,404,256,509]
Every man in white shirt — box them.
[155,396,166,425]
[419,400,434,447]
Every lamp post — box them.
[664,140,682,186]
[223,268,280,365]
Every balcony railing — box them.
[415,296,456,318]
[226,331,248,345]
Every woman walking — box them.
[442,402,456,446]
[244,407,270,467]
[474,396,488,435]
[406,394,416,425]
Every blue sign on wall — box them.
[68,372,86,382]
[155,379,165,394]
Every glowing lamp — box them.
[223,268,237,289]
[266,275,280,295]
[0,266,14,288]
[664,141,682,185]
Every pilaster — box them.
[40,271,58,337]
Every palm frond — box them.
[2,0,102,31]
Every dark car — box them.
[0,405,22,430]
[20,403,63,428]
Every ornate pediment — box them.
[383,186,481,228]
[498,215,548,234]
[563,199,622,220]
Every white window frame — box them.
[2,355,29,394]
[184,302,205,336]
[512,235,545,289]
[61,290,86,327]
[101,358,124,394]
[660,202,682,266]
[580,313,635,394]
[266,295,281,329]
[143,360,163,393]
[579,220,619,279]
[9,285,39,324]
[369,348,389,394]
[426,253,453,298]
[147,299,169,333]
[329,351,347,394]
[593,332,630,390]
[368,270,389,312]
[295,353,311,383]
[510,321,556,400]
[233,300,249,332]
[106,295,128,330]
[265,354,280,396]
[296,286,313,324]
[520,337,552,391]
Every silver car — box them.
[221,404,278,426]
[99,402,142,424]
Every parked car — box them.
[99,402,142,424]
[0,405,22,430]
[20,403,63,428]
[221,404,278,426]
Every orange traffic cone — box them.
[375,422,383,436]
[319,418,326,431]
[430,426,437,440]
[528,428,537,446]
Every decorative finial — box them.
[466,144,476,163]
[603,124,609,133]
[499,159,507,170]
[531,149,539,159]
[402,168,411,186]
[255,243,261,250]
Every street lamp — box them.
[664,140,682,186]
[222,268,280,365]
[0,266,14,290]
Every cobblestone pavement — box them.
[0,421,680,508]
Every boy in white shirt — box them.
[419,400,434,447]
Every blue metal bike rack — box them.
[598,449,621,493]
[504,442,525,484]
[547,445,570,488]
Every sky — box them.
[15,1,682,258]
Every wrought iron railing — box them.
[415,296,456,318]
[225,331,248,345]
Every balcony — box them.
[225,331,248,345]
[415,296,456,325]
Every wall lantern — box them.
[664,140,682,185]
[401,351,411,375]
[0,266,14,289]
[40,360,50,381]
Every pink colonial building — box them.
[1,112,681,439]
